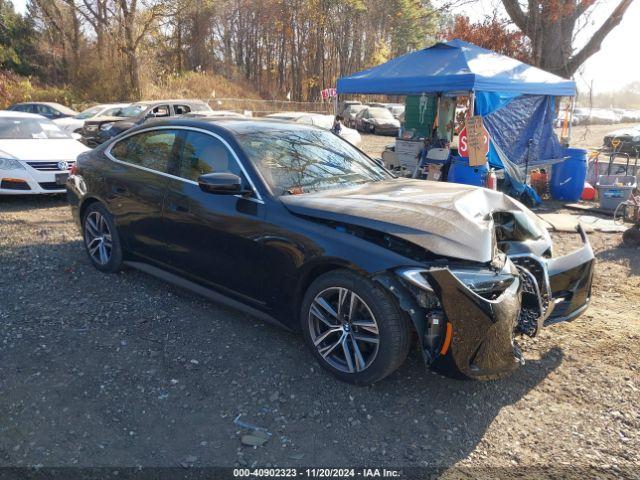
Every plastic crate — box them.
[596,175,637,210]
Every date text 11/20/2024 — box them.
[233,468,402,477]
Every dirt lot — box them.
[0,130,639,476]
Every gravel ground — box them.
[1,132,639,476]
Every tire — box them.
[300,269,411,385]
[82,202,123,273]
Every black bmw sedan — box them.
[67,118,595,384]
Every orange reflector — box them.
[440,322,453,355]
[2,178,27,183]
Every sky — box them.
[10,0,639,94]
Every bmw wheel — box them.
[301,270,411,385]
[82,202,123,273]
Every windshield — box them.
[368,107,394,120]
[0,117,71,139]
[118,104,147,117]
[75,106,103,120]
[235,127,390,195]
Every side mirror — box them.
[198,172,251,196]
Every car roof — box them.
[140,117,322,136]
[12,102,77,114]
[97,103,130,108]
[0,110,47,119]
[133,99,209,106]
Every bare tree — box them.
[502,0,634,77]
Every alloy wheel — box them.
[308,287,380,374]
[84,211,112,265]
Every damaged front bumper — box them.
[426,267,524,379]
[376,225,595,380]
[510,225,595,327]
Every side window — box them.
[178,131,243,182]
[173,105,191,115]
[35,105,53,116]
[151,105,170,117]
[110,129,179,173]
[13,104,29,112]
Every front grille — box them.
[27,160,75,171]
[511,255,551,315]
[516,266,543,336]
[38,182,65,190]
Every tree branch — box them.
[502,0,528,33]
[566,0,633,74]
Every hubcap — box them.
[308,287,380,374]
[84,211,112,265]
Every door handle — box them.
[112,185,128,194]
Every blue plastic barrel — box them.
[550,148,587,202]
[447,157,488,187]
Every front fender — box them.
[426,268,523,379]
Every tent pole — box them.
[568,96,574,145]
[469,91,475,117]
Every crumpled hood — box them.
[281,178,543,263]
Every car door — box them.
[105,128,181,264]
[162,129,268,305]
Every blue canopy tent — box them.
[337,39,576,202]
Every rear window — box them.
[0,117,71,139]
[368,108,394,120]
[75,106,103,120]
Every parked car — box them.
[67,118,595,384]
[80,99,213,146]
[0,111,89,194]
[341,104,365,128]
[354,107,400,135]
[620,110,640,123]
[53,103,130,135]
[386,103,405,120]
[603,125,640,154]
[590,108,619,125]
[266,111,361,145]
[337,100,361,115]
[7,102,77,120]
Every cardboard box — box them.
[426,163,442,181]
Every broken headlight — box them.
[398,262,517,301]
[449,267,516,299]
